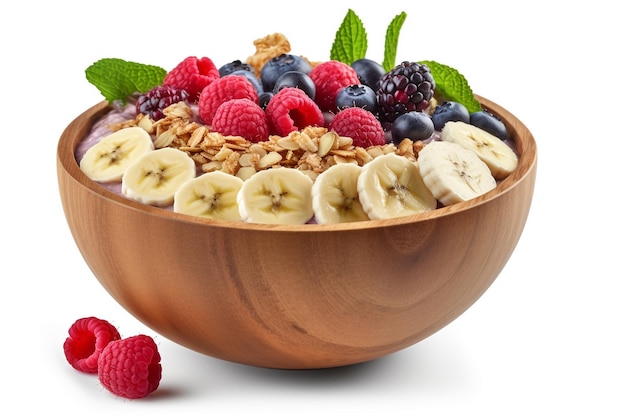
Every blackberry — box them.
[136,85,189,121]
[376,61,435,124]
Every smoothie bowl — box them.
[56,12,537,369]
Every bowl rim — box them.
[57,95,537,232]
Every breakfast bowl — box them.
[57,95,537,369]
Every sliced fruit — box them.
[121,147,196,206]
[173,171,244,221]
[237,168,314,224]
[440,121,518,180]
[418,140,496,206]
[357,153,436,220]
[79,127,154,182]
[312,163,368,224]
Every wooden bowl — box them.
[57,96,537,369]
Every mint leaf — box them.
[330,9,367,64]
[85,58,166,104]
[420,60,482,112]
[382,12,407,72]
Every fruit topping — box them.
[97,334,162,399]
[376,61,435,123]
[174,171,245,221]
[272,70,316,99]
[470,109,508,140]
[350,58,386,90]
[218,59,255,76]
[335,84,379,113]
[163,56,220,102]
[431,101,470,131]
[198,74,259,125]
[309,60,360,112]
[260,53,312,92]
[391,111,434,144]
[328,107,386,148]
[212,98,270,143]
[265,87,325,136]
[136,85,190,121]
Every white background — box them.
[2,1,624,415]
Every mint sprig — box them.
[330,9,368,64]
[85,58,166,104]
[420,60,482,113]
[382,12,406,72]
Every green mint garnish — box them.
[420,60,482,113]
[85,58,166,104]
[382,12,407,72]
[330,9,367,64]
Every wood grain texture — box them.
[56,96,537,369]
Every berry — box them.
[212,98,269,142]
[229,69,263,95]
[63,317,121,374]
[258,91,273,109]
[272,71,316,99]
[329,107,386,148]
[198,74,259,125]
[391,111,434,144]
[470,110,508,140]
[260,54,312,92]
[98,335,162,399]
[265,87,325,136]
[163,56,220,102]
[376,61,435,123]
[218,59,254,77]
[335,84,378,113]
[431,101,470,131]
[309,60,360,112]
[136,85,189,121]
[351,58,386,90]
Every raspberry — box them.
[98,335,162,399]
[198,75,259,125]
[212,98,269,142]
[329,107,386,148]
[163,56,220,102]
[136,85,189,121]
[265,87,325,136]
[376,61,435,123]
[63,317,121,374]
[308,60,360,112]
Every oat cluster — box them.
[111,101,425,182]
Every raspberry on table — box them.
[329,107,386,148]
[63,317,121,374]
[265,87,325,136]
[197,74,259,125]
[212,98,269,142]
[163,56,220,103]
[98,334,162,400]
[308,60,360,112]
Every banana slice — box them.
[79,127,154,182]
[357,153,436,220]
[173,171,244,221]
[418,140,496,206]
[312,163,368,224]
[122,147,196,206]
[440,121,518,180]
[237,168,314,224]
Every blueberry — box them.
[260,54,312,92]
[470,110,508,140]
[431,101,470,131]
[218,60,254,77]
[229,70,263,95]
[335,84,378,113]
[351,58,386,90]
[272,71,316,99]
[391,111,434,144]
[258,92,273,110]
